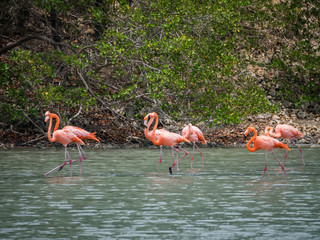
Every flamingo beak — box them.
[45,116,49,122]
[244,130,248,139]
[144,115,151,126]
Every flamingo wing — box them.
[52,129,84,146]
[187,126,206,144]
[254,136,278,151]
[193,126,206,141]
[287,126,302,139]
[63,126,90,138]
[194,132,206,144]
[63,126,100,142]
[158,132,190,146]
[255,135,290,151]
[276,125,295,139]
[61,129,85,145]
[145,129,168,142]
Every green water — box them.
[0,147,319,239]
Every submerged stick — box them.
[44,158,82,176]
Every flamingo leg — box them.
[77,144,87,174]
[59,147,69,171]
[65,147,73,177]
[191,143,196,169]
[77,144,87,159]
[261,152,268,179]
[173,147,179,171]
[176,147,189,171]
[158,146,163,171]
[272,151,288,178]
[169,147,176,175]
[283,149,288,166]
[44,158,81,176]
[77,144,83,174]
[294,143,305,166]
[174,147,180,171]
[195,142,204,168]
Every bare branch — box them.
[77,70,141,130]
[129,59,162,72]
[22,110,45,133]
[94,63,114,72]
[20,135,47,146]
[68,105,82,124]
[0,34,75,55]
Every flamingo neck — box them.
[185,124,192,139]
[151,113,161,145]
[144,127,148,138]
[144,117,153,138]
[271,127,282,138]
[47,115,56,143]
[265,127,273,136]
[246,129,257,152]
[267,126,281,138]
[50,113,60,132]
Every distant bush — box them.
[1,0,319,133]
[244,0,320,112]
[96,0,277,125]
[0,50,96,125]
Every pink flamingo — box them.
[245,127,291,179]
[182,123,207,168]
[144,113,169,170]
[45,111,100,176]
[265,124,304,166]
[147,112,190,175]
[48,113,100,173]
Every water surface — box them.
[0,147,319,239]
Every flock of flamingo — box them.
[44,111,305,178]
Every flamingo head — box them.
[244,127,255,138]
[297,131,303,139]
[44,111,51,122]
[279,142,291,151]
[144,112,157,126]
[264,126,272,136]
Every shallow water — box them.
[0,147,319,239]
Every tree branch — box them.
[20,135,47,146]
[68,105,82,124]
[22,110,45,133]
[0,34,75,55]
[77,70,140,130]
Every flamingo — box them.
[147,112,190,175]
[244,126,291,179]
[265,124,304,166]
[45,111,84,176]
[182,123,207,168]
[45,111,100,176]
[144,113,169,170]
[48,113,100,173]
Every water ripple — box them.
[0,148,319,239]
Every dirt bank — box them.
[1,109,319,149]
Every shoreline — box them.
[1,142,319,150]
[1,109,319,150]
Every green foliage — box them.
[3,0,320,132]
[0,50,96,124]
[97,0,275,124]
[248,0,320,110]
